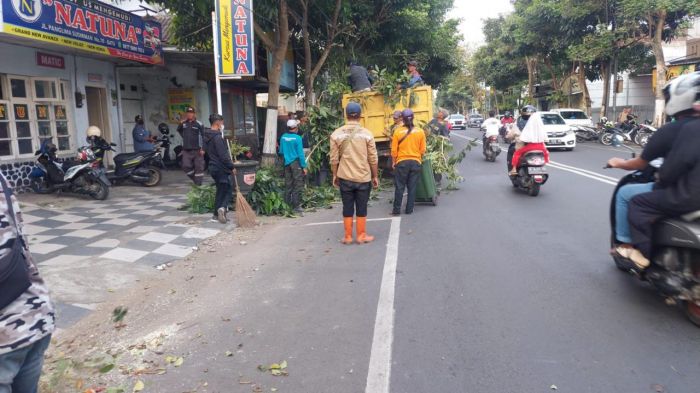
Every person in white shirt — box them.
[482,111,501,154]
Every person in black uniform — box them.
[177,106,205,185]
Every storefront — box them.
[0,0,163,189]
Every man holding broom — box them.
[330,102,379,245]
[203,114,234,224]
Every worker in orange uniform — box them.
[391,108,427,215]
[330,102,379,244]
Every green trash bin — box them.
[414,158,438,206]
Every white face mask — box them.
[220,123,225,131]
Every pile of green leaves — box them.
[370,66,416,108]
[424,128,476,190]
[246,166,293,216]
[184,184,216,214]
[302,184,339,209]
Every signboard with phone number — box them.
[1,0,164,65]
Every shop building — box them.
[0,0,164,189]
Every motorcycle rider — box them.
[132,115,155,152]
[500,111,515,140]
[507,105,536,170]
[619,72,700,269]
[177,106,206,185]
[482,110,500,154]
[606,73,700,266]
[509,112,550,175]
[86,125,110,169]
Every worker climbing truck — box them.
[342,86,433,169]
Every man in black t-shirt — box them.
[608,72,700,268]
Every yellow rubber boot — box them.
[356,217,375,244]
[341,217,354,245]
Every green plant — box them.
[302,185,339,209]
[246,166,293,216]
[305,104,344,174]
[422,122,477,190]
[184,184,216,214]
[229,140,251,161]
[370,66,411,107]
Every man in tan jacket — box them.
[330,102,379,244]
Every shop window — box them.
[232,95,245,136]
[244,95,255,134]
[32,78,59,101]
[14,104,33,155]
[10,78,27,99]
[0,103,11,156]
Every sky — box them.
[447,0,515,47]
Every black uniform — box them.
[177,119,205,185]
[203,128,234,216]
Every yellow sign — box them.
[167,89,196,122]
[652,64,697,92]
[219,0,234,75]
[4,25,110,57]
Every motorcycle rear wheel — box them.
[143,166,162,187]
[528,184,540,197]
[600,133,613,146]
[90,179,109,200]
[30,178,53,194]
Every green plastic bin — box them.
[414,158,438,206]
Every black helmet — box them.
[158,123,170,135]
[505,111,512,117]
[135,114,144,123]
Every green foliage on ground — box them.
[184,184,216,214]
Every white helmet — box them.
[86,125,102,137]
[663,71,700,116]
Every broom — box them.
[232,169,256,228]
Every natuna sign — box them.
[216,0,255,77]
[0,0,164,65]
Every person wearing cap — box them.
[348,60,374,93]
[279,119,308,214]
[391,108,427,215]
[330,102,379,244]
[177,106,206,185]
[132,115,155,152]
[389,110,403,136]
[401,60,424,89]
[203,114,235,224]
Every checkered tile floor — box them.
[18,188,228,328]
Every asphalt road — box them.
[133,130,700,393]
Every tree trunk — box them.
[576,61,592,116]
[600,60,611,120]
[650,10,668,126]
[525,56,536,103]
[261,0,290,166]
[302,0,314,107]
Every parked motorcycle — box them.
[509,150,548,197]
[573,125,601,142]
[606,135,700,326]
[633,122,656,147]
[29,141,110,200]
[482,134,502,162]
[158,123,182,169]
[94,140,164,187]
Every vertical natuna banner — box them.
[216,0,255,77]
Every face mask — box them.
[220,124,225,130]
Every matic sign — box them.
[0,0,164,65]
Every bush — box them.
[184,184,216,214]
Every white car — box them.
[448,114,466,130]
[552,108,593,127]
[541,112,576,151]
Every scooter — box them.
[606,134,700,326]
[29,140,110,200]
[573,125,601,142]
[94,140,164,187]
[482,134,502,162]
[508,149,548,197]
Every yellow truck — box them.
[341,86,434,167]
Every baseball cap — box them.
[392,110,402,119]
[185,106,195,113]
[287,119,299,128]
[346,102,362,116]
[134,115,143,122]
[408,60,418,67]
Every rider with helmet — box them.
[86,126,110,168]
[607,71,700,269]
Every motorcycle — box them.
[29,141,110,200]
[509,149,548,197]
[157,123,182,169]
[573,125,601,142]
[633,122,656,147]
[93,140,164,187]
[606,135,700,326]
[482,134,502,162]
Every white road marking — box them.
[547,162,618,186]
[549,161,619,182]
[304,217,395,227]
[365,217,402,393]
